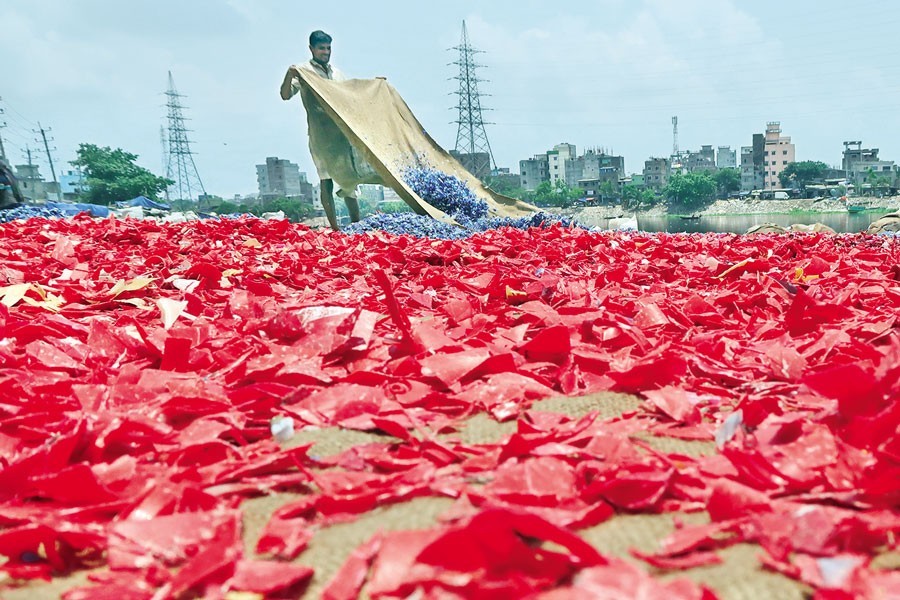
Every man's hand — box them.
[280,66,301,100]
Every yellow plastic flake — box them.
[242,238,262,248]
[0,283,65,312]
[505,285,528,301]
[109,277,154,298]
[0,283,32,307]
[21,292,65,313]
[793,267,820,284]
[224,593,264,600]
[117,297,154,310]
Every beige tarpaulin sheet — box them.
[284,66,536,222]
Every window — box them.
[783,161,788,165]
[783,150,788,155]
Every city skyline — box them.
[2,0,898,197]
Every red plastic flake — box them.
[0,217,898,597]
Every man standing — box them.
[281,30,360,230]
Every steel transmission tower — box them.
[164,72,206,206]
[450,21,495,178]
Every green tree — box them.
[70,144,173,205]
[378,201,412,214]
[713,168,741,196]
[530,180,581,208]
[621,184,658,211]
[864,167,891,196]
[598,180,620,202]
[664,172,716,210]
[778,161,828,190]
[268,197,318,221]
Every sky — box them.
[2,0,899,197]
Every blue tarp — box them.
[119,196,170,211]
[45,201,111,218]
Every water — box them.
[578,211,888,234]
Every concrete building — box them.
[14,164,59,202]
[577,168,620,202]
[547,143,576,186]
[740,133,766,192]
[519,154,549,191]
[565,149,625,188]
[717,146,737,169]
[842,141,897,186]
[643,157,670,190]
[256,157,309,199]
[762,122,795,190]
[58,170,86,201]
[682,145,717,173]
[449,151,491,180]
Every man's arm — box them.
[280,65,302,101]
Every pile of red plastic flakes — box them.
[0,215,898,599]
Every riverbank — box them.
[566,195,900,221]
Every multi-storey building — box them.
[842,141,897,186]
[716,146,737,169]
[565,149,625,188]
[762,122,795,189]
[256,157,312,201]
[682,145,717,173]
[519,154,550,191]
[740,132,766,192]
[519,144,624,192]
[642,157,670,190]
[547,143,576,186]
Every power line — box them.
[0,98,38,130]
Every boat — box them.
[847,205,866,213]
[679,214,701,221]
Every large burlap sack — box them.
[285,67,536,223]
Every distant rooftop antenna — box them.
[451,21,495,176]
[164,71,206,205]
[672,116,679,156]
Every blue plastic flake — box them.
[0,206,68,224]
[344,212,471,239]
[342,166,586,239]
[402,167,488,226]
[345,210,582,240]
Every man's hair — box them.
[309,30,332,46]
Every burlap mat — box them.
[6,392,823,599]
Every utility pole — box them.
[0,113,6,162]
[25,146,33,166]
[0,98,7,162]
[36,122,59,199]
